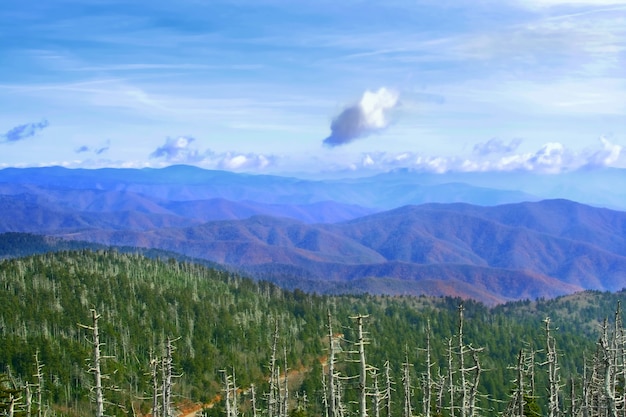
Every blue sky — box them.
[1,0,625,176]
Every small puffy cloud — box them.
[1,120,49,143]
[586,136,623,167]
[150,136,204,163]
[324,88,399,147]
[526,142,568,172]
[218,153,273,171]
[473,138,523,156]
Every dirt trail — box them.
[178,403,206,417]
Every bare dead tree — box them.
[465,347,483,417]
[420,321,433,417]
[384,361,393,417]
[220,370,238,417]
[600,320,618,417]
[282,345,289,417]
[612,302,626,415]
[321,366,329,417]
[352,314,370,417]
[370,369,381,417]
[569,375,577,417]
[149,353,161,417]
[162,337,182,417]
[25,384,31,417]
[581,360,590,417]
[543,317,561,417]
[435,372,446,417]
[335,377,346,417]
[268,320,279,417]
[509,350,526,417]
[221,371,232,417]
[402,350,413,417]
[458,306,468,417]
[233,370,239,417]
[78,309,109,417]
[447,338,455,417]
[327,310,338,417]
[250,383,259,417]
[33,351,44,417]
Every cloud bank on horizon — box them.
[0,0,624,176]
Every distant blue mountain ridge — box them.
[2,165,626,304]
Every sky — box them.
[1,0,625,176]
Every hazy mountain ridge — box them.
[3,165,626,304]
[0,185,375,227]
[0,165,540,208]
[32,200,626,304]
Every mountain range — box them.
[2,165,626,304]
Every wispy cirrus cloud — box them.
[1,120,49,143]
[518,0,626,8]
[75,140,110,155]
[473,138,523,156]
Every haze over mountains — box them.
[3,165,626,304]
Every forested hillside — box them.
[1,250,625,416]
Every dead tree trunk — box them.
[544,317,561,417]
[161,337,180,417]
[282,346,289,417]
[250,383,258,417]
[162,341,172,417]
[25,384,31,417]
[447,338,455,417]
[384,361,393,417]
[421,321,433,417]
[221,371,232,417]
[402,350,413,417]
[33,351,43,417]
[466,347,482,417]
[268,321,279,417]
[150,355,160,417]
[321,368,329,417]
[78,309,106,417]
[353,315,369,417]
[458,306,467,417]
[220,370,238,417]
[327,310,337,417]
[371,369,381,417]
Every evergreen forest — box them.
[1,249,626,417]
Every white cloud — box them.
[323,88,399,147]
[150,136,205,163]
[362,154,375,166]
[149,136,275,171]
[217,153,272,171]
[586,136,623,166]
[346,137,623,174]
